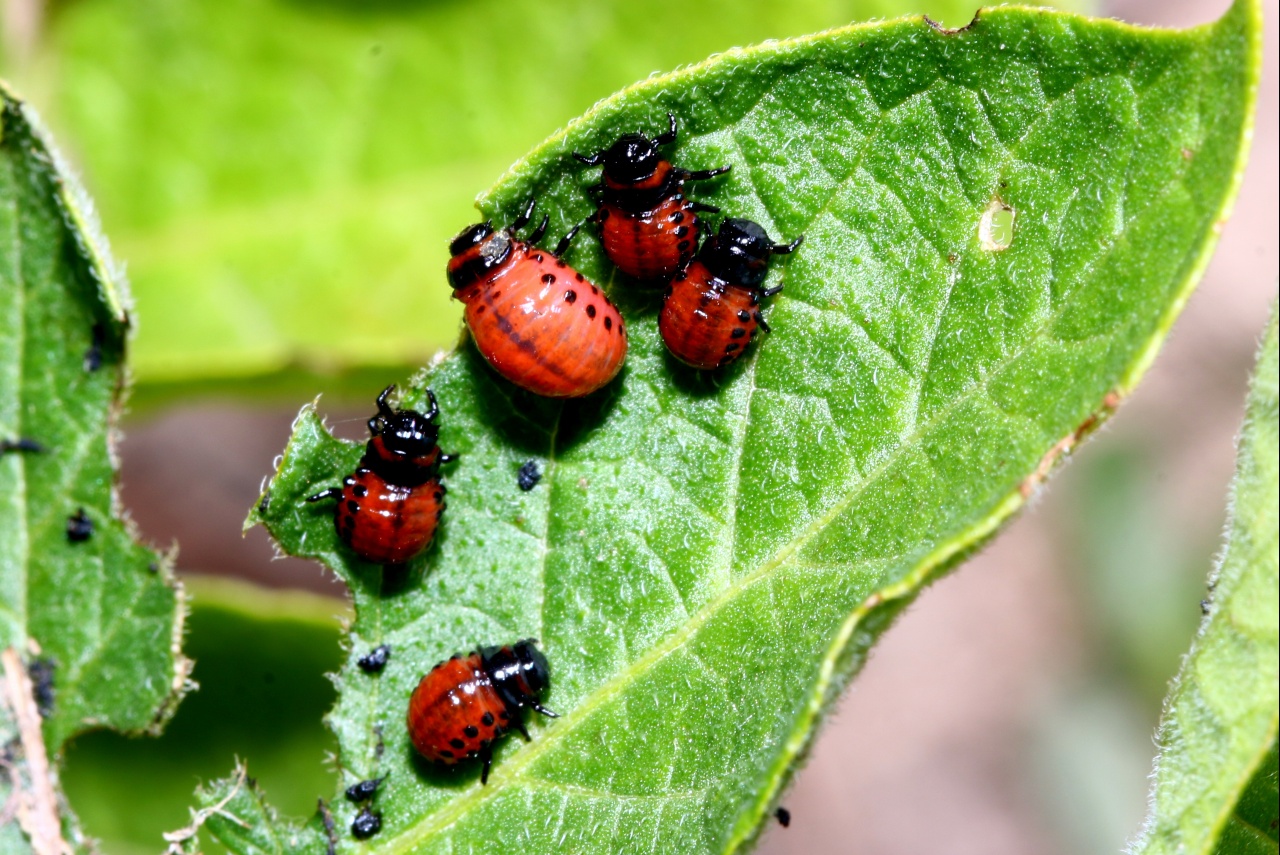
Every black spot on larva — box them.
[586,304,597,319]
[66,508,93,542]
[353,484,368,497]
[534,253,544,263]
[517,460,541,491]
[670,211,685,223]
[556,258,566,268]
[29,658,56,718]
[738,310,752,322]
[491,290,500,299]
[541,273,555,284]
[564,290,577,304]
[590,285,599,295]
[433,490,444,502]
[675,225,689,238]
[476,305,486,314]
[775,807,791,828]
[604,316,612,331]
[351,807,382,840]
[358,645,391,673]
[464,725,479,738]
[678,240,691,251]
[725,343,740,353]
[345,777,384,803]
[347,500,359,513]
[440,749,453,759]
[731,327,746,339]
[481,711,495,726]
[450,738,466,749]
[575,272,585,282]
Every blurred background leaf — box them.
[2,0,1085,402]
[1131,306,1277,855]
[60,578,345,855]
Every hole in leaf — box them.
[979,200,1015,251]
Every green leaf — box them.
[62,577,343,855]
[16,0,1084,394]
[1131,306,1278,855]
[0,84,187,850]
[226,2,1260,852]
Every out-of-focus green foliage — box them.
[1132,306,1278,855]
[0,84,186,853]
[192,2,1259,852]
[5,0,1084,394]
[61,579,344,855]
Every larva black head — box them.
[574,114,678,185]
[447,221,512,289]
[449,221,493,256]
[367,385,440,458]
[698,218,803,289]
[599,133,662,183]
[480,639,555,716]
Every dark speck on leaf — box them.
[66,508,93,542]
[345,776,384,803]
[1200,599,1211,615]
[358,645,391,673]
[351,806,382,840]
[1,438,44,454]
[84,323,106,372]
[774,807,791,828]
[517,460,542,491]
[29,658,56,718]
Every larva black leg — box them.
[686,165,731,182]
[573,150,603,166]
[307,488,343,503]
[528,214,549,246]
[654,112,678,145]
[528,700,559,718]
[754,311,771,334]
[375,384,396,419]
[771,235,804,254]
[762,284,784,298]
[439,452,457,465]
[423,387,440,422]
[479,744,494,785]
[553,224,581,257]
[689,201,720,214]
[511,198,537,232]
